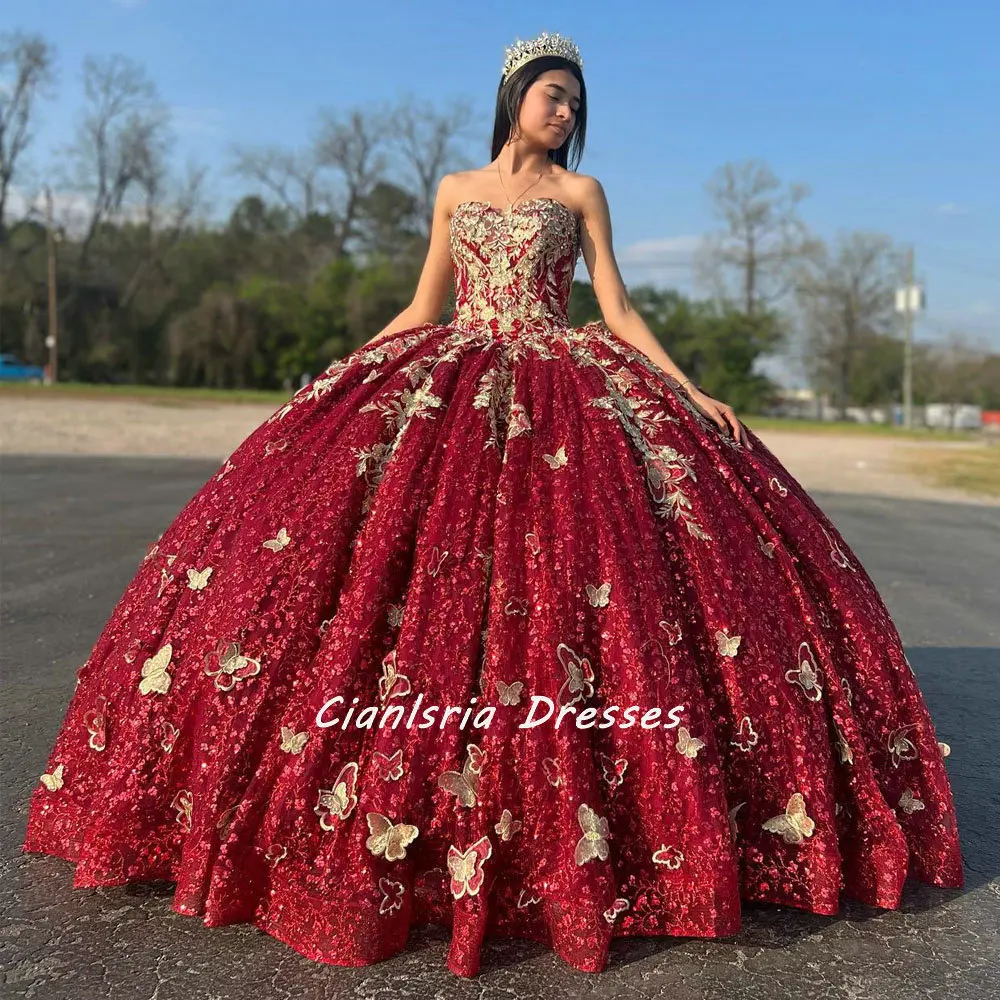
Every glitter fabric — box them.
[22,197,963,978]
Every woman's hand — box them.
[685,387,753,449]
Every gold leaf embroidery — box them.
[524,531,541,556]
[835,725,854,764]
[658,619,683,645]
[822,525,855,571]
[264,844,287,866]
[603,898,630,924]
[503,598,529,616]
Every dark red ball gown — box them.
[22,196,963,978]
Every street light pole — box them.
[45,187,59,384]
[895,246,923,430]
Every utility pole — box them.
[45,187,59,384]
[895,246,923,430]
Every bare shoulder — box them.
[441,168,494,212]
[568,173,609,213]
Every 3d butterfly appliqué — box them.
[373,749,404,781]
[186,566,213,591]
[574,803,610,865]
[378,650,411,701]
[39,763,65,791]
[556,642,596,708]
[437,743,486,809]
[496,679,524,706]
[542,444,568,469]
[279,725,309,755]
[262,527,291,552]
[447,835,493,899]
[365,812,419,862]
[314,761,359,829]
[585,581,612,608]
[675,726,705,759]
[138,644,173,696]
[715,629,742,657]
[762,792,815,844]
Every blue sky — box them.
[6,0,1000,379]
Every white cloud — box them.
[169,105,226,136]
[617,234,700,270]
[935,202,969,217]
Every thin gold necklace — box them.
[496,158,547,213]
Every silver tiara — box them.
[502,31,583,83]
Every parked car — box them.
[0,353,46,383]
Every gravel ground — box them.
[1,394,997,507]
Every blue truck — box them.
[0,353,46,383]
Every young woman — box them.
[23,31,962,979]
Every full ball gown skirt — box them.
[22,197,963,978]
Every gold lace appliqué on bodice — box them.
[449,198,582,338]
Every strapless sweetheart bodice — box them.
[448,198,582,338]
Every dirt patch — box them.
[2,395,997,507]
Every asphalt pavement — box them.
[2,454,998,1000]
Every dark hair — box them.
[490,56,587,170]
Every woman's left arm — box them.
[576,176,751,449]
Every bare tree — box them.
[388,93,476,234]
[696,159,821,315]
[61,53,172,272]
[0,30,55,239]
[795,231,904,417]
[227,145,320,221]
[922,331,988,425]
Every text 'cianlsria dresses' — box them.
[22,196,963,978]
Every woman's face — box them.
[516,69,581,149]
